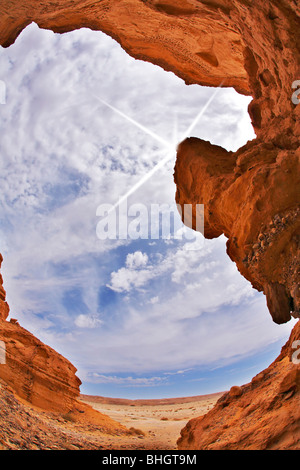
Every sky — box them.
[0,22,296,399]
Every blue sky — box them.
[0,23,296,399]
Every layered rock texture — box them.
[0,378,129,450]
[0,322,81,413]
[0,0,299,450]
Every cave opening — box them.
[0,22,296,400]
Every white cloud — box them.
[74,314,102,329]
[126,251,148,269]
[108,251,150,292]
[66,293,296,378]
[108,266,151,293]
[164,369,193,376]
[85,373,166,387]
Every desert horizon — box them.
[79,391,224,449]
[80,390,225,406]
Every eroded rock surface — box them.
[0,0,250,94]
[0,320,82,412]
[0,378,129,450]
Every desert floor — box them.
[80,393,224,449]
[0,376,224,450]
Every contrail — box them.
[182,80,225,140]
[94,80,225,212]
[92,95,172,150]
[109,150,174,213]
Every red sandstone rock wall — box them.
[0,0,250,94]
[0,321,82,412]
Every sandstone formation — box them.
[0,0,299,450]
[0,320,82,412]
[0,0,251,94]
[0,378,130,450]
[178,319,300,450]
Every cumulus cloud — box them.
[108,266,152,293]
[108,251,151,292]
[126,251,148,269]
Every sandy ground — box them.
[80,393,224,449]
[0,377,224,450]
